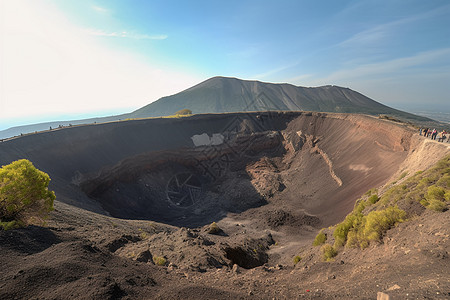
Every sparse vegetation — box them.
[399,172,408,180]
[313,229,327,246]
[164,109,194,119]
[153,256,167,266]
[293,255,301,265]
[379,155,449,211]
[126,251,136,258]
[321,244,337,261]
[138,228,150,239]
[365,188,377,196]
[0,159,55,230]
[331,154,450,253]
[378,115,405,123]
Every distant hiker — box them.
[438,131,446,142]
[423,128,429,137]
[432,129,437,140]
[419,127,423,135]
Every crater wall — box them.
[1,112,439,227]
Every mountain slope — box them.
[129,77,429,122]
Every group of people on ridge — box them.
[419,128,448,142]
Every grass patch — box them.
[293,255,301,265]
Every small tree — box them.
[175,109,192,116]
[0,159,55,230]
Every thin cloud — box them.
[91,5,109,14]
[306,48,450,86]
[287,74,314,85]
[253,61,301,79]
[88,29,168,40]
[339,3,450,48]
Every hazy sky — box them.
[1,0,449,130]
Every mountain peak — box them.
[131,77,428,123]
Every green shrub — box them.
[293,255,301,265]
[360,206,406,245]
[426,186,446,201]
[333,211,363,248]
[333,219,351,248]
[422,184,448,211]
[321,244,337,261]
[313,230,327,246]
[0,159,55,230]
[174,109,192,116]
[153,256,167,266]
[0,220,23,230]
[420,199,429,207]
[334,205,405,249]
[436,174,449,187]
[345,229,360,248]
[368,194,379,204]
[428,199,446,212]
[208,222,221,234]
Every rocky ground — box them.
[1,200,449,299]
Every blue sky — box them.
[1,0,449,130]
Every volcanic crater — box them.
[1,111,449,299]
[1,111,418,231]
[0,111,411,227]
